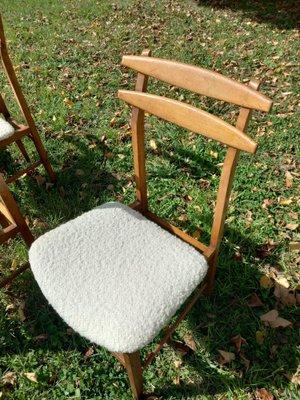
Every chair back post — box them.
[206,79,261,292]
[0,14,36,127]
[131,49,151,213]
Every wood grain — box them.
[122,56,272,112]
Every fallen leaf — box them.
[278,197,293,206]
[289,242,300,252]
[34,333,49,341]
[178,214,187,221]
[274,283,296,306]
[174,360,182,369]
[11,259,19,271]
[285,223,298,231]
[5,303,16,312]
[84,347,94,357]
[273,276,289,289]
[260,309,292,328]
[169,338,192,357]
[247,293,265,308]
[23,372,38,383]
[260,275,273,289]
[255,388,274,400]
[18,300,26,322]
[183,333,197,352]
[285,372,300,386]
[192,231,201,240]
[239,353,250,369]
[218,350,235,364]
[231,335,247,353]
[63,98,74,108]
[35,175,46,187]
[173,376,180,385]
[150,139,157,150]
[2,371,17,385]
[285,171,293,188]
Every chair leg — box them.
[16,139,30,162]
[123,352,143,399]
[204,253,218,296]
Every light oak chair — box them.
[28,50,272,399]
[0,15,56,184]
[0,172,33,288]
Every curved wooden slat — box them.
[122,56,272,112]
[118,90,257,153]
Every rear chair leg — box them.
[123,352,143,399]
[204,254,218,296]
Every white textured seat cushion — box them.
[29,202,208,353]
[0,117,15,140]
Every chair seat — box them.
[0,117,15,140]
[29,202,208,353]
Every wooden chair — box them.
[0,15,56,184]
[0,172,34,288]
[28,50,272,399]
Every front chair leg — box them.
[123,352,143,399]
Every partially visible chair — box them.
[0,172,34,288]
[29,50,272,399]
[0,14,56,184]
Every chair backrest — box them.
[118,50,272,266]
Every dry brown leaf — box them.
[11,259,19,271]
[218,350,235,364]
[84,347,94,357]
[192,231,201,240]
[239,353,250,369]
[63,98,74,108]
[260,309,292,328]
[5,303,16,312]
[174,360,182,369]
[247,293,265,308]
[23,372,38,383]
[34,333,49,341]
[183,333,197,352]
[278,197,293,206]
[177,214,187,222]
[285,171,293,188]
[255,388,274,400]
[289,242,300,252]
[285,373,300,386]
[274,282,296,306]
[273,276,289,289]
[34,174,46,187]
[231,334,247,353]
[18,300,26,322]
[2,371,17,385]
[260,275,273,289]
[149,139,157,150]
[173,376,180,385]
[285,223,299,231]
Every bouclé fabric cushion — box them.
[29,202,208,353]
[0,117,15,140]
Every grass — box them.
[0,0,299,398]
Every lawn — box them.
[0,0,299,398]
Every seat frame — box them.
[0,15,56,184]
[0,172,33,288]
[111,49,271,398]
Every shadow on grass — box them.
[1,223,298,398]
[1,135,298,398]
[195,0,300,30]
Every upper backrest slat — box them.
[122,56,272,112]
[118,90,257,154]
